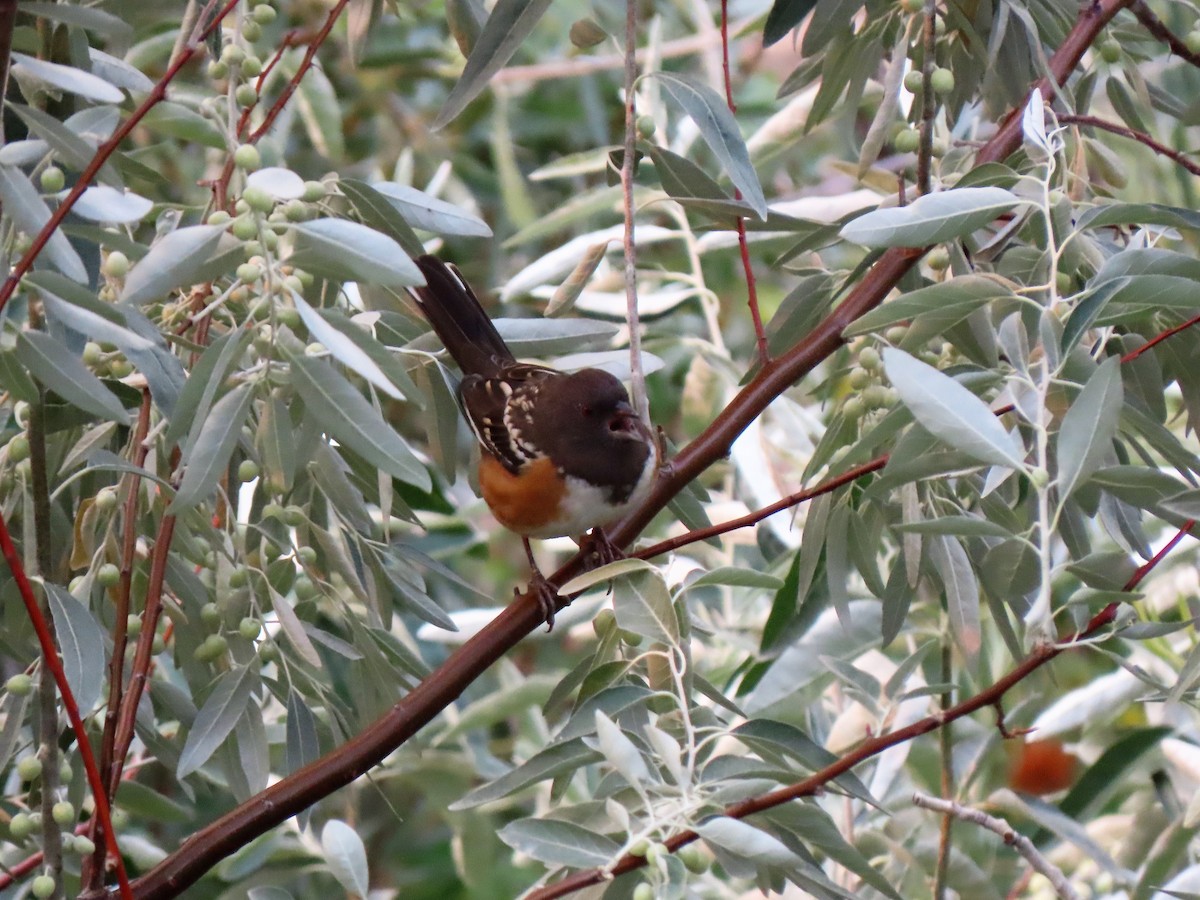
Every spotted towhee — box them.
[410,255,658,629]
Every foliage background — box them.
[0,0,1197,898]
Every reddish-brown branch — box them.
[635,456,888,560]
[0,0,240,317]
[530,603,1123,899]
[1121,311,1200,361]
[0,516,131,898]
[1126,521,1194,590]
[1059,113,1200,176]
[1131,0,1200,67]
[721,0,768,366]
[78,0,1134,896]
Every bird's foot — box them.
[517,573,562,632]
[580,527,626,567]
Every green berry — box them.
[151,634,166,654]
[242,186,274,213]
[843,397,866,420]
[930,67,955,95]
[109,358,133,378]
[894,128,920,152]
[276,307,301,329]
[17,755,42,782]
[229,569,249,589]
[885,325,908,343]
[207,59,229,80]
[207,210,232,226]
[619,629,643,647]
[592,608,616,638]
[52,801,74,826]
[628,838,649,857]
[237,460,260,483]
[283,505,305,526]
[6,674,32,696]
[301,181,326,202]
[296,546,317,566]
[632,883,654,900]
[252,4,277,24]
[238,617,261,640]
[8,434,30,462]
[95,486,118,513]
[72,836,95,855]
[645,842,665,864]
[569,17,607,48]
[200,602,222,628]
[1186,30,1200,55]
[221,43,245,65]
[927,245,950,271]
[1099,39,1121,62]
[39,166,64,194]
[126,614,142,637]
[242,19,263,42]
[236,262,262,283]
[930,136,948,157]
[1056,270,1073,294]
[235,83,259,107]
[231,215,259,241]
[635,114,656,138]
[233,144,261,171]
[858,346,882,370]
[58,760,72,783]
[31,875,55,899]
[9,812,34,840]
[294,575,317,600]
[863,384,890,409]
[241,55,263,78]
[903,70,924,93]
[847,367,871,390]
[1030,467,1049,488]
[103,250,130,279]
[98,563,120,587]
[284,199,309,221]
[259,641,280,663]
[679,844,708,873]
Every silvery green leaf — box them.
[292,293,403,399]
[246,167,306,200]
[1056,357,1122,502]
[288,218,424,286]
[121,224,227,305]
[0,165,86,281]
[16,331,130,424]
[88,48,155,93]
[840,187,1020,248]
[612,566,679,645]
[651,72,768,219]
[497,817,620,868]
[450,739,598,809]
[321,820,369,897]
[45,584,105,715]
[68,186,153,224]
[695,816,798,866]
[929,535,981,662]
[369,182,492,237]
[883,348,1025,470]
[11,53,124,103]
[177,664,258,777]
[594,710,651,785]
[170,383,254,512]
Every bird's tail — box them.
[410,255,515,377]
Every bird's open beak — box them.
[610,401,649,439]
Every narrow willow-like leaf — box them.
[17,331,130,424]
[177,664,257,777]
[170,383,254,512]
[45,584,106,715]
[1056,357,1123,503]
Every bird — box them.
[409,254,658,630]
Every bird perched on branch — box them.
[409,255,658,629]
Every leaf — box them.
[840,187,1020,248]
[11,53,124,103]
[288,354,431,490]
[450,739,599,809]
[321,820,369,897]
[683,567,785,591]
[1161,488,1200,519]
[367,182,492,237]
[1056,357,1123,502]
[20,2,133,40]
[594,710,651,785]
[497,818,620,868]
[433,0,554,129]
[1075,202,1200,233]
[929,535,982,662]
[763,0,821,46]
[270,585,322,668]
[69,186,154,224]
[245,167,306,200]
[16,331,130,424]
[845,275,1012,337]
[892,516,1014,538]
[0,165,86,281]
[294,58,344,159]
[288,219,423,286]
[177,664,258,777]
[166,327,254,448]
[138,102,225,149]
[291,294,403,399]
[612,566,679,644]
[7,103,121,186]
[650,73,768,219]
[336,178,424,257]
[45,584,105,715]
[883,348,1025,470]
[285,689,320,776]
[169,383,254,512]
[695,816,798,866]
[121,224,228,305]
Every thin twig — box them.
[620,0,647,421]
[932,642,953,900]
[913,792,1082,899]
[721,0,769,366]
[1131,0,1200,67]
[916,0,937,194]
[1059,112,1200,176]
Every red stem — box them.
[0,516,131,898]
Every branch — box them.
[1059,112,1200,176]
[620,0,646,421]
[90,0,1135,895]
[1131,0,1200,68]
[912,792,1081,900]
